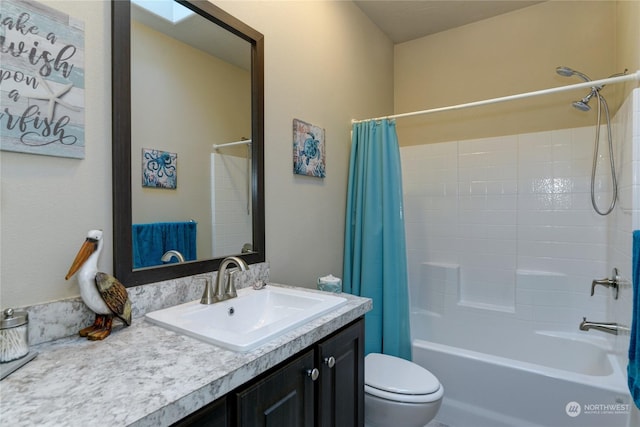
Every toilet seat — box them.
[365,353,443,404]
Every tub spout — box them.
[579,317,629,335]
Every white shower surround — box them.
[211,152,253,257]
[402,88,639,426]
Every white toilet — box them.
[364,353,444,427]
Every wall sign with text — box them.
[0,0,85,159]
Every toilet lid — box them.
[365,353,440,395]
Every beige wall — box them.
[393,0,636,146]
[616,0,640,85]
[214,0,394,289]
[1,1,112,308]
[0,0,393,307]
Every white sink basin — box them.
[145,286,347,352]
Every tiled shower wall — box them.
[211,153,253,257]
[402,88,638,334]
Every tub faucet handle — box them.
[590,268,619,299]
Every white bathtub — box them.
[412,313,632,427]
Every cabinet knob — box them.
[307,368,319,381]
[324,356,335,368]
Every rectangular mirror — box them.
[112,0,265,286]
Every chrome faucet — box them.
[579,317,629,335]
[161,250,185,263]
[201,256,249,304]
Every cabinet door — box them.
[236,349,315,427]
[171,396,227,427]
[316,319,365,427]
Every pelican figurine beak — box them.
[65,237,98,280]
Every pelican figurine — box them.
[65,229,132,340]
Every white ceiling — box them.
[354,0,545,43]
[133,1,546,68]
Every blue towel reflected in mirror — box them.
[132,221,197,269]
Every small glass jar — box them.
[0,308,29,363]
[317,274,342,293]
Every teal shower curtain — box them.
[629,230,640,408]
[343,119,411,360]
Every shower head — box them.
[556,66,575,77]
[556,66,600,111]
[572,90,597,112]
[555,66,592,82]
[572,99,591,112]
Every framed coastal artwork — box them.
[293,118,326,178]
[0,0,86,159]
[142,148,177,189]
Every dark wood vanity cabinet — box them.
[173,318,364,427]
[316,318,365,427]
[236,349,316,426]
[172,395,228,427]
[236,317,365,427]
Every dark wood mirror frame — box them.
[112,0,265,287]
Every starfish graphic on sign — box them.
[23,75,81,122]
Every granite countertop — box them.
[0,285,371,427]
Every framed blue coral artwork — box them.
[142,148,177,189]
[293,119,326,178]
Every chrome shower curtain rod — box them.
[352,70,640,124]
[212,139,252,150]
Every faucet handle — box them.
[226,270,239,298]
[591,278,614,295]
[200,278,216,305]
[590,268,620,299]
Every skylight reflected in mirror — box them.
[131,0,194,24]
